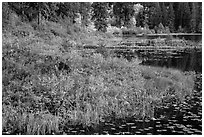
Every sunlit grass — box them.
[2,22,196,134]
[2,105,61,135]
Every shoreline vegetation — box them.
[2,2,201,134]
[2,20,196,135]
[83,37,201,50]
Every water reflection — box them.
[123,34,202,42]
[139,49,202,72]
[174,35,202,42]
[115,49,202,73]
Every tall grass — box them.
[141,66,195,104]
[2,105,61,135]
[2,20,195,134]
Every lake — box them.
[123,33,202,42]
[115,48,202,73]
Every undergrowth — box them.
[2,20,195,135]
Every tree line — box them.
[2,2,202,33]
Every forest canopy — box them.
[2,2,202,33]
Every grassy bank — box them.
[2,22,195,135]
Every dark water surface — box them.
[175,35,202,42]
[63,48,202,135]
[148,35,201,42]
[116,48,202,72]
[123,34,202,42]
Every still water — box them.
[63,48,202,135]
[116,48,202,72]
[123,34,202,42]
[146,34,202,42]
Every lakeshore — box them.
[2,30,198,134]
[2,2,202,134]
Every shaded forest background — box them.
[2,2,202,33]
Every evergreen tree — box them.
[91,2,109,32]
[146,6,155,28]
[55,2,80,24]
[167,3,175,32]
[147,2,162,29]
[8,2,53,24]
[154,2,162,26]
[112,2,134,28]
[175,3,184,30]
[161,2,168,26]
[136,10,145,27]
[183,2,191,32]
[4,2,202,33]
[174,2,191,32]
[172,2,179,30]
[190,2,197,32]
[196,2,202,33]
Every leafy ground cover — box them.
[2,21,195,135]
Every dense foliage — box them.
[91,2,109,32]
[2,2,202,33]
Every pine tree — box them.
[196,2,202,33]
[190,3,197,32]
[167,3,175,32]
[175,2,191,32]
[147,2,162,29]
[161,2,168,26]
[136,10,145,27]
[183,2,191,32]
[112,2,134,28]
[155,2,162,26]
[176,3,184,30]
